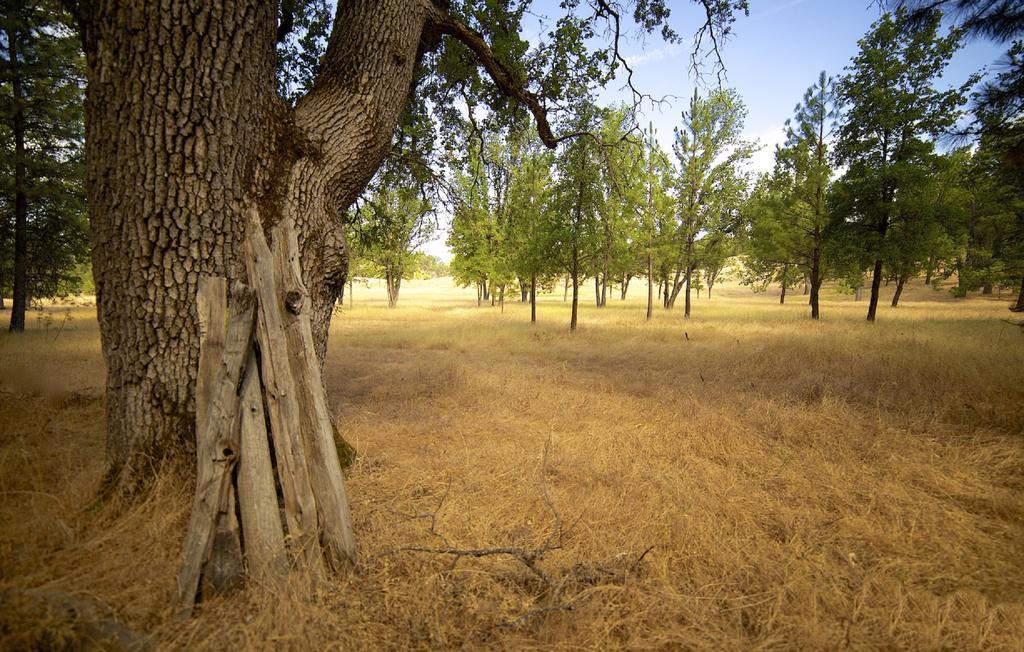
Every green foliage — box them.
[832,10,972,312]
[743,72,836,305]
[0,0,89,302]
[670,88,753,309]
[275,0,332,104]
[348,162,436,291]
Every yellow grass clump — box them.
[1,277,1022,650]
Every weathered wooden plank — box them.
[196,276,226,433]
[271,217,357,564]
[176,284,256,619]
[244,205,324,574]
[195,276,244,597]
[237,350,287,584]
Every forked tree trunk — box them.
[78,0,429,484]
[621,274,630,300]
[891,274,906,307]
[667,268,683,309]
[385,268,401,308]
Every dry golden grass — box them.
[1,278,1022,650]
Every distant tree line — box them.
[442,7,1024,328]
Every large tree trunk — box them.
[78,0,427,482]
[7,9,27,334]
[866,258,884,321]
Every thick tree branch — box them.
[424,2,567,148]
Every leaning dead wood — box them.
[271,216,357,563]
[237,350,287,584]
[176,284,256,619]
[195,277,244,597]
[244,206,324,575]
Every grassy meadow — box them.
[1,277,1023,649]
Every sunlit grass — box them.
[1,278,1022,649]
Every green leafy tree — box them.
[593,106,644,308]
[349,176,435,308]
[504,138,555,322]
[671,88,753,317]
[641,125,675,319]
[833,9,971,321]
[448,139,497,306]
[551,101,603,330]
[745,72,838,316]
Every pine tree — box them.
[0,0,87,331]
[746,72,838,318]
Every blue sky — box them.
[421,0,1005,261]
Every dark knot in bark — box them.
[285,290,303,315]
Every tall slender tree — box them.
[1,0,86,331]
[671,88,753,317]
[746,72,838,318]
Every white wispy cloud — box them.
[759,0,813,19]
[624,43,683,67]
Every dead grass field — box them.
[1,278,1023,650]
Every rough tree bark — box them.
[77,0,582,484]
[76,1,440,483]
